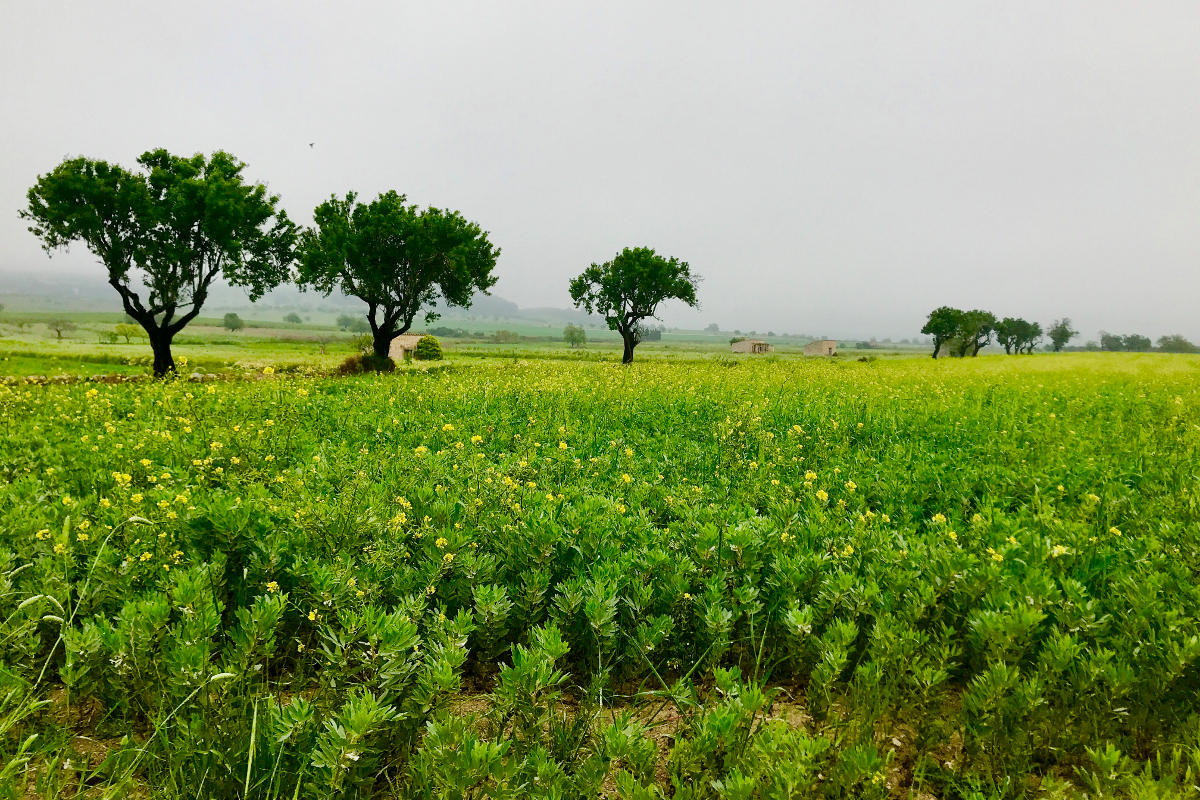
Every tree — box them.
[921,306,962,359]
[705,323,720,332]
[563,324,587,348]
[223,313,245,332]
[298,191,499,362]
[1099,331,1123,352]
[995,317,1042,355]
[334,314,370,333]
[1022,321,1043,354]
[1048,318,1077,352]
[569,247,699,363]
[114,322,142,343]
[1122,334,1152,352]
[46,318,78,339]
[22,150,295,376]
[1157,334,1197,353]
[995,317,1023,355]
[315,333,336,355]
[284,312,303,324]
[953,310,997,357]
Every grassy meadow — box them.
[0,312,931,379]
[2,348,1200,798]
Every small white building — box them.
[804,339,837,356]
[731,339,774,354]
[388,334,424,361]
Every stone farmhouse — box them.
[388,334,424,361]
[804,339,838,356]
[731,339,774,354]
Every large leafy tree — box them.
[22,150,295,376]
[569,247,699,363]
[297,191,499,360]
[921,306,962,359]
[996,317,1042,355]
[954,310,997,357]
[1048,318,1077,352]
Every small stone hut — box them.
[804,339,838,356]
[731,339,774,354]
[388,334,424,361]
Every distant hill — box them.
[0,269,600,327]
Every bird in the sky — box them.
[309,143,314,148]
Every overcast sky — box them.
[2,1,1198,340]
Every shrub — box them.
[338,353,395,375]
[492,330,522,344]
[415,335,443,361]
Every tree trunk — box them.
[373,330,392,360]
[622,334,636,364]
[932,340,941,359]
[149,330,175,377]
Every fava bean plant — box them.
[1,353,1199,798]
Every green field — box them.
[2,353,1199,798]
[0,313,931,379]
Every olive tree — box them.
[569,247,699,363]
[1048,318,1077,352]
[996,317,1042,355]
[921,306,962,358]
[953,310,997,357]
[563,324,587,348]
[21,150,296,375]
[297,191,499,361]
[46,318,78,340]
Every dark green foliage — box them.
[921,306,962,358]
[222,312,244,332]
[954,309,998,357]
[1158,334,1198,353]
[297,191,499,360]
[428,326,474,338]
[22,150,296,375]
[414,335,443,361]
[569,246,699,363]
[338,353,396,374]
[995,317,1043,354]
[283,312,303,324]
[1049,318,1078,352]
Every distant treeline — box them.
[922,306,1196,357]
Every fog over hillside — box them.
[3,3,1199,342]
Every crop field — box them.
[2,353,1199,798]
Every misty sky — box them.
[2,2,1198,340]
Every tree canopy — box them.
[995,317,1042,355]
[569,247,699,363]
[920,306,962,359]
[21,150,295,375]
[1048,318,1077,352]
[297,191,499,360]
[563,324,587,348]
